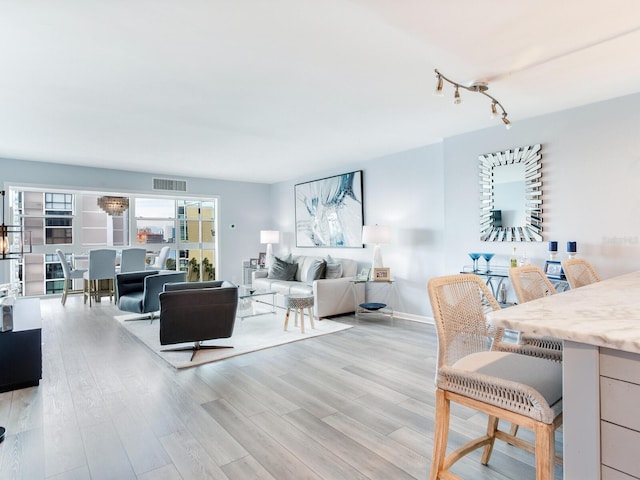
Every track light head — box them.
[502,114,511,129]
[490,101,498,119]
[434,75,444,96]
[453,86,461,105]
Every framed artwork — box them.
[249,258,258,267]
[357,268,370,281]
[544,260,564,279]
[295,170,364,247]
[257,252,266,267]
[373,267,391,281]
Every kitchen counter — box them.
[487,270,640,354]
[487,270,640,480]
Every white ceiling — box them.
[1,1,639,184]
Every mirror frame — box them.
[479,144,542,242]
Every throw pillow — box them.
[268,256,298,280]
[305,259,326,283]
[325,262,343,279]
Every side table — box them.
[351,279,395,321]
[0,297,42,393]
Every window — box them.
[135,198,175,244]
[10,188,218,295]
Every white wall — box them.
[443,92,640,281]
[270,92,640,319]
[270,143,445,318]
[0,158,273,285]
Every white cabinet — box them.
[600,348,640,479]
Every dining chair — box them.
[83,249,117,307]
[56,249,87,306]
[119,247,147,273]
[147,246,171,270]
[561,258,600,289]
[427,274,563,480]
[508,265,563,361]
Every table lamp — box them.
[362,225,390,280]
[260,230,280,269]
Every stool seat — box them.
[284,294,315,333]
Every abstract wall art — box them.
[295,170,364,248]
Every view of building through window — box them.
[9,188,217,296]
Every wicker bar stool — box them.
[508,265,563,362]
[561,258,600,289]
[284,294,315,333]
[427,274,563,480]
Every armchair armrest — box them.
[116,270,160,299]
[142,271,187,312]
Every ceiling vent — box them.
[152,178,187,192]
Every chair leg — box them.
[430,388,450,480]
[307,307,315,329]
[534,421,555,480]
[61,281,68,305]
[284,308,291,331]
[481,415,499,465]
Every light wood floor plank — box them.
[220,455,278,480]
[283,407,416,480]
[250,410,370,480]
[159,428,229,480]
[203,399,323,480]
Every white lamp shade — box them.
[362,225,390,245]
[260,230,280,244]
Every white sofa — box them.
[252,255,363,319]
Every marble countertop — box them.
[487,270,640,354]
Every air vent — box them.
[152,178,187,192]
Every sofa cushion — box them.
[268,256,298,280]
[305,259,326,283]
[325,262,343,279]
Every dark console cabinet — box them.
[0,298,42,393]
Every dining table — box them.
[487,270,640,480]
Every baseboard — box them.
[392,311,434,324]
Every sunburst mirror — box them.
[479,144,542,242]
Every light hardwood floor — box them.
[0,296,563,479]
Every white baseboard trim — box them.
[392,311,434,324]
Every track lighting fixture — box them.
[434,69,511,129]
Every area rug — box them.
[114,311,353,369]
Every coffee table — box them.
[237,285,276,319]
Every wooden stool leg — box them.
[481,415,499,465]
[294,309,299,327]
[299,308,305,333]
[430,388,450,480]
[308,307,315,329]
[284,308,291,331]
[534,421,555,480]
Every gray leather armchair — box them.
[115,270,187,321]
[159,281,238,361]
